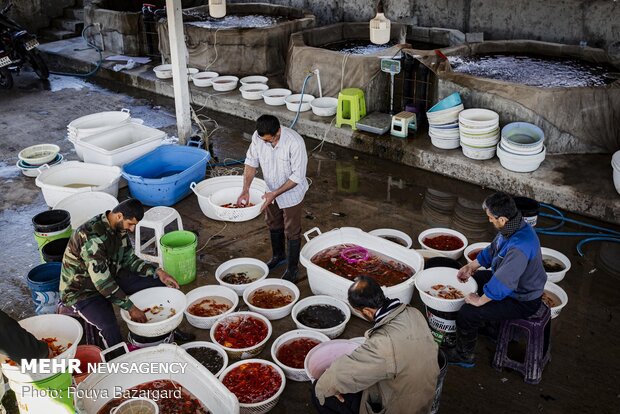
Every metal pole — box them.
[165,0,191,144]
[390,72,395,115]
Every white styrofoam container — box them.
[75,123,166,166]
[191,176,268,221]
[35,161,122,207]
[75,344,239,414]
[299,227,424,309]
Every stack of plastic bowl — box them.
[612,150,620,195]
[458,108,500,160]
[426,93,463,150]
[16,144,63,177]
[497,122,546,173]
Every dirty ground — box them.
[0,71,619,413]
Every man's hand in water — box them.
[129,305,147,323]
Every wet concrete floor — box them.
[1,71,619,413]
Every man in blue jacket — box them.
[448,192,546,367]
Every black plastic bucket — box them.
[32,210,71,233]
[430,349,448,414]
[41,237,70,263]
[513,196,540,227]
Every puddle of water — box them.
[449,54,615,87]
[0,161,20,179]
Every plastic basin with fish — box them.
[271,329,330,382]
[215,258,269,296]
[291,295,351,339]
[541,247,571,283]
[184,285,239,329]
[415,267,478,313]
[120,287,186,337]
[243,279,300,320]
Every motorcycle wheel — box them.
[0,67,13,89]
[27,48,49,80]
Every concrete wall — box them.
[228,0,619,48]
[7,0,75,33]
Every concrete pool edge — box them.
[39,38,620,224]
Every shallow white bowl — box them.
[291,295,351,339]
[184,285,239,329]
[192,71,219,87]
[368,228,413,248]
[285,94,315,112]
[211,75,239,92]
[310,97,338,117]
[240,83,270,100]
[271,329,330,382]
[541,247,571,283]
[461,142,497,160]
[211,312,272,360]
[215,258,269,296]
[180,341,229,378]
[18,144,60,165]
[262,88,292,106]
[243,279,300,320]
[464,242,491,264]
[418,228,468,260]
[240,75,269,86]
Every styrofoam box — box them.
[75,344,239,414]
[76,123,166,166]
[300,227,424,312]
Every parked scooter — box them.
[0,0,49,86]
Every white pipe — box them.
[313,69,322,98]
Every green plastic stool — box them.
[336,88,367,130]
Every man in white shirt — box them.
[237,115,309,282]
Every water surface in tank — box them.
[448,54,616,87]
[183,12,289,28]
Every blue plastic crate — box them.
[122,145,210,206]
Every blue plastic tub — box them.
[122,146,210,206]
[428,92,462,113]
[27,262,61,314]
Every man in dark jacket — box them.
[448,192,546,367]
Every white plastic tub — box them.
[192,71,219,87]
[243,279,300,320]
[262,88,292,106]
[190,176,268,221]
[430,135,460,150]
[35,161,122,207]
[75,344,239,414]
[415,267,478,313]
[291,295,351,339]
[461,142,497,160]
[215,258,269,296]
[184,285,239,329]
[211,76,239,91]
[271,329,330,382]
[120,287,186,337]
[418,228,468,260]
[239,84,269,100]
[208,187,264,222]
[497,143,546,173]
[300,227,424,307]
[211,312,273,360]
[75,123,166,166]
[541,247,571,283]
[311,97,338,117]
[459,108,499,128]
[53,191,119,229]
[67,109,131,135]
[285,94,315,112]
[0,315,83,383]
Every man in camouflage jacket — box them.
[60,199,179,348]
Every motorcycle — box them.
[0,38,12,89]
[0,0,49,87]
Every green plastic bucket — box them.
[160,230,197,285]
[9,372,74,414]
[34,227,72,262]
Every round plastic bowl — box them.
[291,295,351,339]
[215,258,269,296]
[184,285,239,329]
[285,94,315,112]
[192,71,219,87]
[17,154,64,177]
[428,93,462,113]
[304,339,363,381]
[208,187,264,222]
[541,247,571,283]
[180,341,229,378]
[501,122,545,149]
[211,76,239,92]
[53,191,119,229]
[464,242,490,264]
[459,108,500,128]
[414,267,478,313]
[120,287,186,337]
[240,75,268,86]
[544,281,568,319]
[311,97,338,117]
[153,64,172,79]
[430,135,460,150]
[210,312,273,360]
[271,329,330,382]
[461,142,497,160]
[418,228,468,260]
[497,143,546,173]
[243,279,300,320]
[368,228,413,248]
[18,144,60,166]
[239,83,270,100]
[219,359,286,414]
[262,88,292,106]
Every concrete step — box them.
[52,18,84,34]
[64,8,84,21]
[39,28,77,42]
